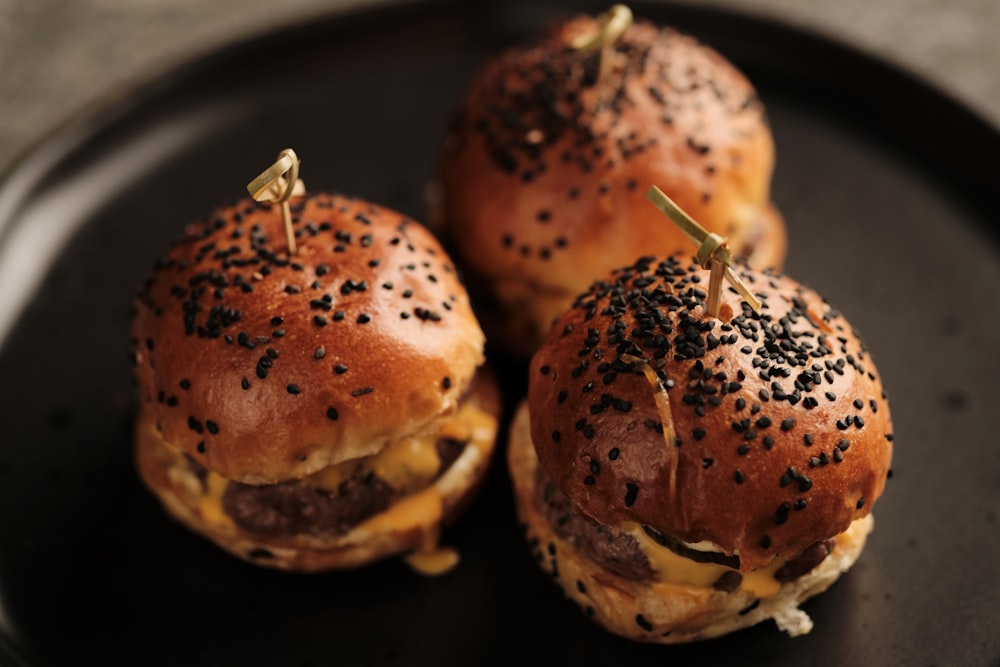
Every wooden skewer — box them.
[645,185,762,316]
[247,148,306,255]
[571,4,633,83]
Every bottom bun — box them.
[136,367,500,573]
[508,401,872,642]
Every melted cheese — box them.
[404,547,460,576]
[625,523,784,598]
[302,399,496,495]
[357,486,444,534]
[373,435,444,492]
[197,473,234,528]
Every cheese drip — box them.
[624,523,783,598]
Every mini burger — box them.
[130,192,499,573]
[508,255,893,641]
[437,8,787,355]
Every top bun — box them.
[438,15,785,352]
[527,256,893,571]
[131,193,485,485]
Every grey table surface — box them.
[1,0,998,177]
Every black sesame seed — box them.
[608,448,620,461]
[760,535,772,549]
[734,469,745,484]
[552,431,561,443]
[442,376,452,390]
[352,386,374,397]
[775,502,791,525]
[314,347,325,359]
[693,428,707,441]
[326,407,339,420]
[241,377,250,390]
[636,615,653,632]
[624,483,638,507]
[583,475,596,486]
[287,384,301,395]
[196,441,206,454]
[205,420,219,435]
[314,315,327,327]
[781,417,795,431]
[357,313,371,324]
[179,379,191,390]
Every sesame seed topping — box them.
[624,483,638,507]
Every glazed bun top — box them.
[528,256,893,571]
[131,193,485,485]
[439,15,780,297]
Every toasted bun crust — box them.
[439,16,786,352]
[136,367,500,572]
[527,256,893,571]
[508,401,873,641]
[131,193,485,484]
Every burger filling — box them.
[162,395,496,541]
[219,435,468,538]
[533,465,834,596]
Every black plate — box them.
[1,1,998,665]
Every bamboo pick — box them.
[571,4,633,84]
[645,185,762,316]
[247,148,306,255]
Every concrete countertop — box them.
[0,0,997,177]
